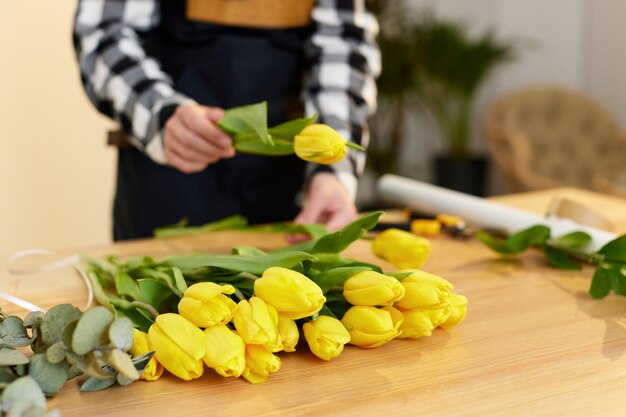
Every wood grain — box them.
[2,188,626,417]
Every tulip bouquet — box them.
[218,101,364,165]
[82,212,467,385]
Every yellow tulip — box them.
[343,271,405,307]
[394,270,453,310]
[203,325,245,378]
[303,315,351,361]
[130,329,163,381]
[147,313,205,381]
[372,228,431,269]
[178,282,237,328]
[398,304,451,339]
[254,267,326,320]
[341,306,403,348]
[294,124,347,164]
[232,297,280,351]
[439,293,468,330]
[242,344,282,384]
[277,316,299,353]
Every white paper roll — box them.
[377,174,616,252]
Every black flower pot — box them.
[434,156,488,196]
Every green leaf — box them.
[2,376,46,410]
[137,279,173,310]
[0,348,30,366]
[154,215,248,238]
[477,225,550,255]
[590,266,612,299]
[218,101,272,145]
[28,354,70,396]
[0,316,30,347]
[231,246,268,256]
[40,304,83,346]
[279,211,383,254]
[45,342,66,364]
[234,136,294,155]
[71,307,115,355]
[554,231,592,249]
[80,377,116,392]
[111,306,154,333]
[114,271,143,301]
[109,317,134,351]
[104,349,139,380]
[171,267,189,294]
[268,114,316,139]
[544,246,582,270]
[309,253,383,273]
[385,271,413,280]
[609,266,626,296]
[318,305,337,319]
[310,266,373,293]
[86,270,114,311]
[161,251,317,276]
[598,235,626,263]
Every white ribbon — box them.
[3,249,93,313]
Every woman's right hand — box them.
[164,104,235,173]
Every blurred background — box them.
[2,0,626,254]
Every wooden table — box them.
[2,188,626,417]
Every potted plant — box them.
[418,20,515,196]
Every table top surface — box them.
[2,187,626,417]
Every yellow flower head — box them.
[303,315,351,361]
[254,267,326,320]
[242,344,282,384]
[372,228,431,269]
[341,306,403,349]
[178,282,237,328]
[394,270,453,310]
[397,304,451,339]
[277,316,299,353]
[439,293,468,330]
[130,329,163,381]
[203,325,245,378]
[147,313,205,381]
[343,271,405,307]
[294,124,347,165]
[232,297,280,351]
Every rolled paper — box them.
[377,174,616,252]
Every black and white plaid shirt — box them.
[73,0,380,199]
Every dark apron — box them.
[114,0,309,240]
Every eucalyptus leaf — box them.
[268,114,316,139]
[104,349,139,380]
[0,316,30,347]
[598,235,626,263]
[218,101,272,145]
[79,377,116,392]
[62,321,78,351]
[67,365,83,380]
[590,266,611,299]
[544,246,582,270]
[0,367,18,385]
[554,231,592,249]
[2,376,46,411]
[0,348,30,366]
[45,342,66,364]
[40,304,82,346]
[116,372,135,386]
[23,311,44,330]
[108,317,134,351]
[64,352,87,373]
[85,352,115,379]
[71,307,115,355]
[28,354,70,396]
[310,266,373,293]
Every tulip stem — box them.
[237,272,260,281]
[327,286,344,293]
[127,301,159,319]
[346,142,365,151]
[232,287,246,302]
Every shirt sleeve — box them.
[303,0,382,200]
[72,0,194,164]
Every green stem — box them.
[237,272,261,281]
[232,288,246,302]
[326,286,344,293]
[127,302,159,319]
[346,142,365,151]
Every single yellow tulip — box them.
[394,270,453,310]
[294,124,347,165]
[147,313,205,381]
[232,297,280,351]
[178,282,237,328]
[130,329,163,381]
[439,293,468,330]
[341,306,403,348]
[372,228,431,269]
[277,316,299,353]
[343,271,405,307]
[303,315,351,361]
[242,344,282,384]
[398,304,451,339]
[254,267,326,320]
[203,325,245,378]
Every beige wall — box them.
[0,1,116,254]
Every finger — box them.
[294,199,326,225]
[325,209,357,232]
[170,119,234,160]
[164,147,207,174]
[284,232,311,245]
[179,107,232,150]
[206,107,225,123]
